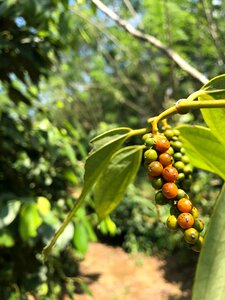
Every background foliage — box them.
[0,0,225,298]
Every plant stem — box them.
[42,191,86,259]
[148,99,225,133]
[177,99,225,113]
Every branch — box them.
[91,0,209,85]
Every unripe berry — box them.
[193,219,204,232]
[172,141,183,151]
[162,166,178,182]
[162,182,178,199]
[177,189,189,199]
[173,129,180,136]
[155,137,170,152]
[191,236,204,252]
[144,149,158,163]
[183,164,193,175]
[142,133,152,141]
[174,161,185,172]
[166,147,174,156]
[151,177,164,189]
[177,172,185,182]
[164,129,174,140]
[145,137,155,148]
[191,207,199,219]
[177,213,194,229]
[181,155,190,164]
[166,215,178,230]
[184,228,199,244]
[148,161,163,177]
[155,191,168,205]
[173,152,182,161]
[177,198,193,213]
[182,178,192,191]
[159,153,173,166]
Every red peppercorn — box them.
[177,198,193,213]
[177,213,194,229]
[155,137,170,152]
[162,182,178,199]
[148,161,163,177]
[162,166,178,182]
[158,153,173,166]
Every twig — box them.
[91,0,208,84]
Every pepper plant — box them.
[44,74,225,300]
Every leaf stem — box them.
[42,191,86,259]
[128,127,147,137]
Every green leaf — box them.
[199,74,225,146]
[94,145,143,220]
[19,202,42,241]
[177,125,225,180]
[73,222,89,254]
[83,127,132,197]
[56,222,74,250]
[0,230,15,247]
[192,184,225,300]
[0,200,21,229]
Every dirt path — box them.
[74,243,192,300]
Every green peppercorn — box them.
[193,219,204,232]
[184,228,199,244]
[172,141,183,151]
[181,155,190,164]
[145,137,155,148]
[152,177,164,190]
[177,189,189,199]
[144,149,158,163]
[155,191,168,205]
[164,129,174,140]
[173,152,183,161]
[166,215,178,230]
[183,164,193,175]
[174,161,185,172]
[191,236,204,252]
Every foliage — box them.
[2,0,225,299]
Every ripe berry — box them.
[144,149,158,163]
[184,228,199,244]
[162,166,178,182]
[159,153,173,166]
[155,191,168,205]
[177,213,194,229]
[155,137,170,152]
[162,182,178,199]
[148,161,163,177]
[177,198,193,213]
[166,215,178,230]
[151,177,164,189]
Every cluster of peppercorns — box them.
[143,127,204,252]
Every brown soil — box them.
[74,243,193,300]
